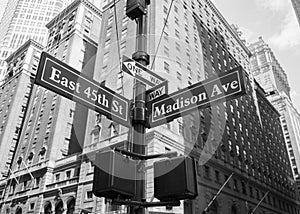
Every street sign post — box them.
[122,55,165,87]
[147,67,246,128]
[35,52,131,127]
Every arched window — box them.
[44,201,52,214]
[231,205,237,214]
[15,207,22,214]
[91,125,101,144]
[27,152,34,165]
[67,198,75,214]
[55,200,64,214]
[39,147,47,161]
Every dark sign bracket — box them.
[112,199,180,208]
[114,147,177,160]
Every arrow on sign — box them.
[122,55,165,87]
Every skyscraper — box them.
[0,39,43,180]
[0,0,102,213]
[249,37,300,191]
[248,37,290,98]
[78,0,299,213]
[291,0,300,26]
[0,0,81,83]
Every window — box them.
[107,16,113,25]
[204,165,210,178]
[175,29,180,38]
[66,170,71,179]
[163,6,168,14]
[106,27,112,37]
[30,203,35,211]
[74,168,80,177]
[175,42,180,51]
[55,174,60,182]
[177,72,182,80]
[174,5,178,13]
[35,177,40,187]
[164,61,170,73]
[215,170,220,183]
[163,31,169,41]
[23,180,27,190]
[104,39,111,49]
[86,191,93,200]
[256,189,260,199]
[233,179,238,191]
[121,28,127,40]
[164,46,169,56]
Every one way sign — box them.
[122,56,165,87]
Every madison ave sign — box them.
[147,67,246,128]
[35,52,131,127]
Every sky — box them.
[0,0,8,24]
[1,0,300,110]
[213,0,300,111]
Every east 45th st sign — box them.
[146,67,246,128]
[35,52,131,127]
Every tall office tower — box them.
[248,37,291,98]
[268,91,300,191]
[291,0,300,26]
[0,0,101,213]
[0,40,43,181]
[249,37,300,191]
[0,0,74,83]
[75,1,300,214]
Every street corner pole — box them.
[130,3,150,214]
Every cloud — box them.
[238,26,256,44]
[267,11,300,50]
[254,0,291,12]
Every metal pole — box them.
[130,8,149,214]
[203,173,234,213]
[250,191,269,214]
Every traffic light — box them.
[92,150,136,199]
[154,156,198,201]
[126,0,147,19]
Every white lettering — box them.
[49,67,61,83]
[154,104,166,118]
[222,83,230,92]
[112,100,123,115]
[211,84,222,97]
[231,80,239,90]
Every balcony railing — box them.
[46,177,79,190]
[83,132,129,154]
[13,160,49,178]
[55,153,81,167]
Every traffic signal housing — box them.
[154,156,198,201]
[126,0,147,19]
[92,150,136,199]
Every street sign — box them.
[122,55,165,87]
[147,67,246,128]
[35,52,131,127]
[146,81,168,102]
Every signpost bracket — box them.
[114,148,177,160]
[112,199,180,208]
